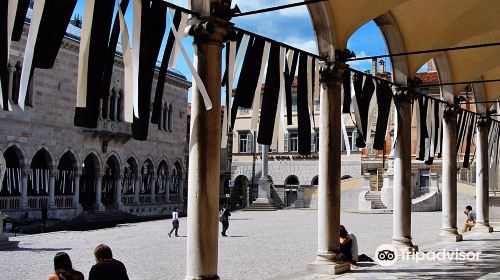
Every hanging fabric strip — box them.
[221,40,237,148]
[117,4,134,122]
[131,0,143,119]
[101,0,131,106]
[350,73,362,143]
[221,31,244,87]
[457,111,469,155]
[284,49,298,125]
[168,8,212,110]
[257,43,280,145]
[456,110,466,153]
[7,0,19,58]
[233,36,263,108]
[355,75,375,148]
[32,0,78,69]
[11,0,30,42]
[436,102,444,158]
[17,0,45,110]
[132,0,168,140]
[168,12,188,69]
[75,0,115,128]
[424,100,436,164]
[151,8,182,124]
[0,1,8,110]
[373,80,393,150]
[314,59,320,112]
[341,70,351,114]
[250,41,271,131]
[463,114,476,168]
[272,46,287,150]
[297,52,312,155]
[416,96,429,160]
[341,108,351,156]
[306,56,314,130]
[366,79,378,147]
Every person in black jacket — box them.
[220,204,231,237]
[89,244,129,280]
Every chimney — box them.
[372,58,377,76]
[379,60,385,74]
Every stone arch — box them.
[311,176,319,187]
[102,154,121,206]
[285,175,300,186]
[30,148,53,170]
[140,158,155,194]
[56,151,79,195]
[1,145,25,196]
[29,148,54,196]
[79,152,101,211]
[156,159,169,194]
[123,156,139,195]
[232,175,249,208]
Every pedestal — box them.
[254,178,273,204]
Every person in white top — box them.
[168,207,179,237]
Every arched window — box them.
[162,103,168,131]
[117,90,124,122]
[167,104,173,131]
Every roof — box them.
[415,72,439,84]
[25,8,187,81]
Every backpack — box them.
[219,210,225,222]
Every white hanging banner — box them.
[366,79,378,146]
[350,74,362,137]
[168,12,188,68]
[117,5,134,122]
[7,0,18,58]
[18,0,46,110]
[221,40,237,148]
[271,46,286,150]
[168,8,212,110]
[250,41,271,131]
[131,0,142,118]
[307,55,314,129]
[76,0,95,110]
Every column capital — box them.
[443,104,459,122]
[188,15,235,46]
[393,88,415,104]
[319,60,346,86]
[477,116,490,130]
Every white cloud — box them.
[347,51,372,71]
[278,6,308,17]
[284,37,318,54]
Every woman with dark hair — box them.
[48,252,84,280]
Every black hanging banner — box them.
[341,70,351,114]
[151,8,182,124]
[462,113,476,168]
[355,75,375,148]
[11,0,30,42]
[284,49,299,125]
[0,0,8,110]
[32,0,78,69]
[297,52,311,155]
[132,0,168,140]
[74,0,115,128]
[257,43,281,145]
[373,80,393,150]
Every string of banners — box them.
[0,0,496,163]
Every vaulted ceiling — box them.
[313,0,500,103]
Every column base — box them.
[392,238,418,252]
[307,253,350,275]
[115,202,124,210]
[472,224,494,233]
[94,203,105,211]
[184,275,219,280]
[48,202,56,209]
[439,229,463,242]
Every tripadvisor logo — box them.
[375,244,481,266]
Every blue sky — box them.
[71,0,395,102]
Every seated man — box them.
[339,228,358,269]
[462,205,476,233]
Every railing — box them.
[27,196,48,209]
[138,194,152,204]
[122,194,135,205]
[0,196,20,210]
[55,195,74,208]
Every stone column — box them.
[392,88,417,251]
[7,63,14,102]
[94,172,104,211]
[255,145,273,203]
[440,105,462,241]
[73,171,81,210]
[134,175,141,204]
[307,60,350,274]
[115,175,123,209]
[150,174,156,203]
[185,13,233,280]
[21,169,29,209]
[473,117,493,233]
[48,170,56,208]
[166,178,171,203]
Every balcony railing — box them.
[0,196,20,210]
[27,196,48,209]
[55,195,74,208]
[122,194,135,205]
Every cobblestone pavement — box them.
[2,194,492,280]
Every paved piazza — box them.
[4,193,496,280]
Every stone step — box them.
[243,203,281,211]
[0,240,20,250]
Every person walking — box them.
[47,252,84,280]
[220,204,231,237]
[168,207,179,237]
[89,244,129,280]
